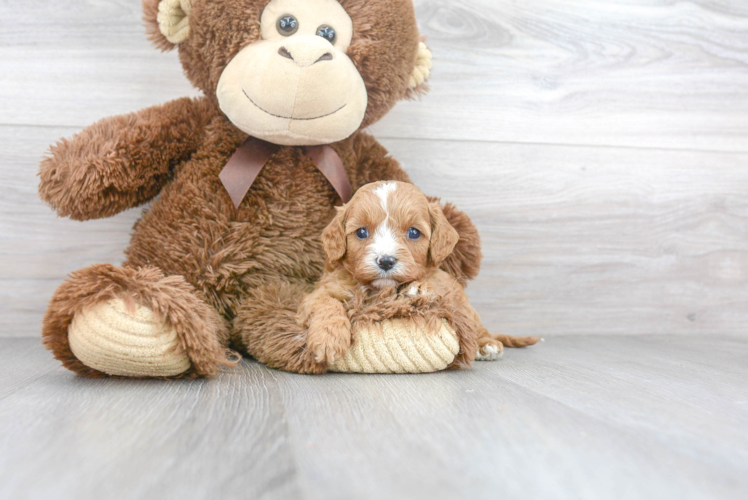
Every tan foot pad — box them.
[329,319,459,374]
[68,298,191,377]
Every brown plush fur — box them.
[39,97,214,221]
[39,0,484,377]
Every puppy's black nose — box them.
[377,256,397,271]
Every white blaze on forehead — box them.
[373,182,398,214]
[365,182,402,280]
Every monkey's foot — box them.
[69,298,191,377]
[43,264,231,378]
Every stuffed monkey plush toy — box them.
[38,0,488,378]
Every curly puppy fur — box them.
[298,182,540,369]
[39,0,483,376]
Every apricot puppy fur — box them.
[297,181,540,366]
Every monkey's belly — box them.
[124,166,337,314]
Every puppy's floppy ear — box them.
[322,205,348,265]
[428,202,460,268]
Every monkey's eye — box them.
[277,15,299,36]
[407,228,422,240]
[316,25,336,44]
[356,228,369,240]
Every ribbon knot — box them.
[218,138,353,208]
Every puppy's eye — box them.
[356,228,369,239]
[316,25,336,44]
[407,228,422,240]
[277,15,299,36]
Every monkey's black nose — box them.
[377,256,397,271]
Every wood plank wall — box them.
[1,0,747,338]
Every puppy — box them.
[298,181,540,366]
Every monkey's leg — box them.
[232,279,326,374]
[43,264,231,378]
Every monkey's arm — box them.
[351,133,483,284]
[39,96,214,221]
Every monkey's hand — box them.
[39,96,213,220]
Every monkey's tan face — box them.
[216,0,368,146]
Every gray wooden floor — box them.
[1,335,746,500]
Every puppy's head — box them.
[322,181,459,289]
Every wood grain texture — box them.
[374,0,748,151]
[1,336,746,500]
[2,0,748,338]
[381,138,748,337]
[0,0,198,127]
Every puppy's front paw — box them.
[476,338,504,361]
[402,281,436,301]
[306,315,352,365]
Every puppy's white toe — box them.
[476,344,503,361]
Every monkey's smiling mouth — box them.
[242,89,346,121]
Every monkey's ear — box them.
[408,41,433,93]
[322,206,348,265]
[143,0,193,51]
[428,202,459,268]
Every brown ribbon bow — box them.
[219,138,353,209]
